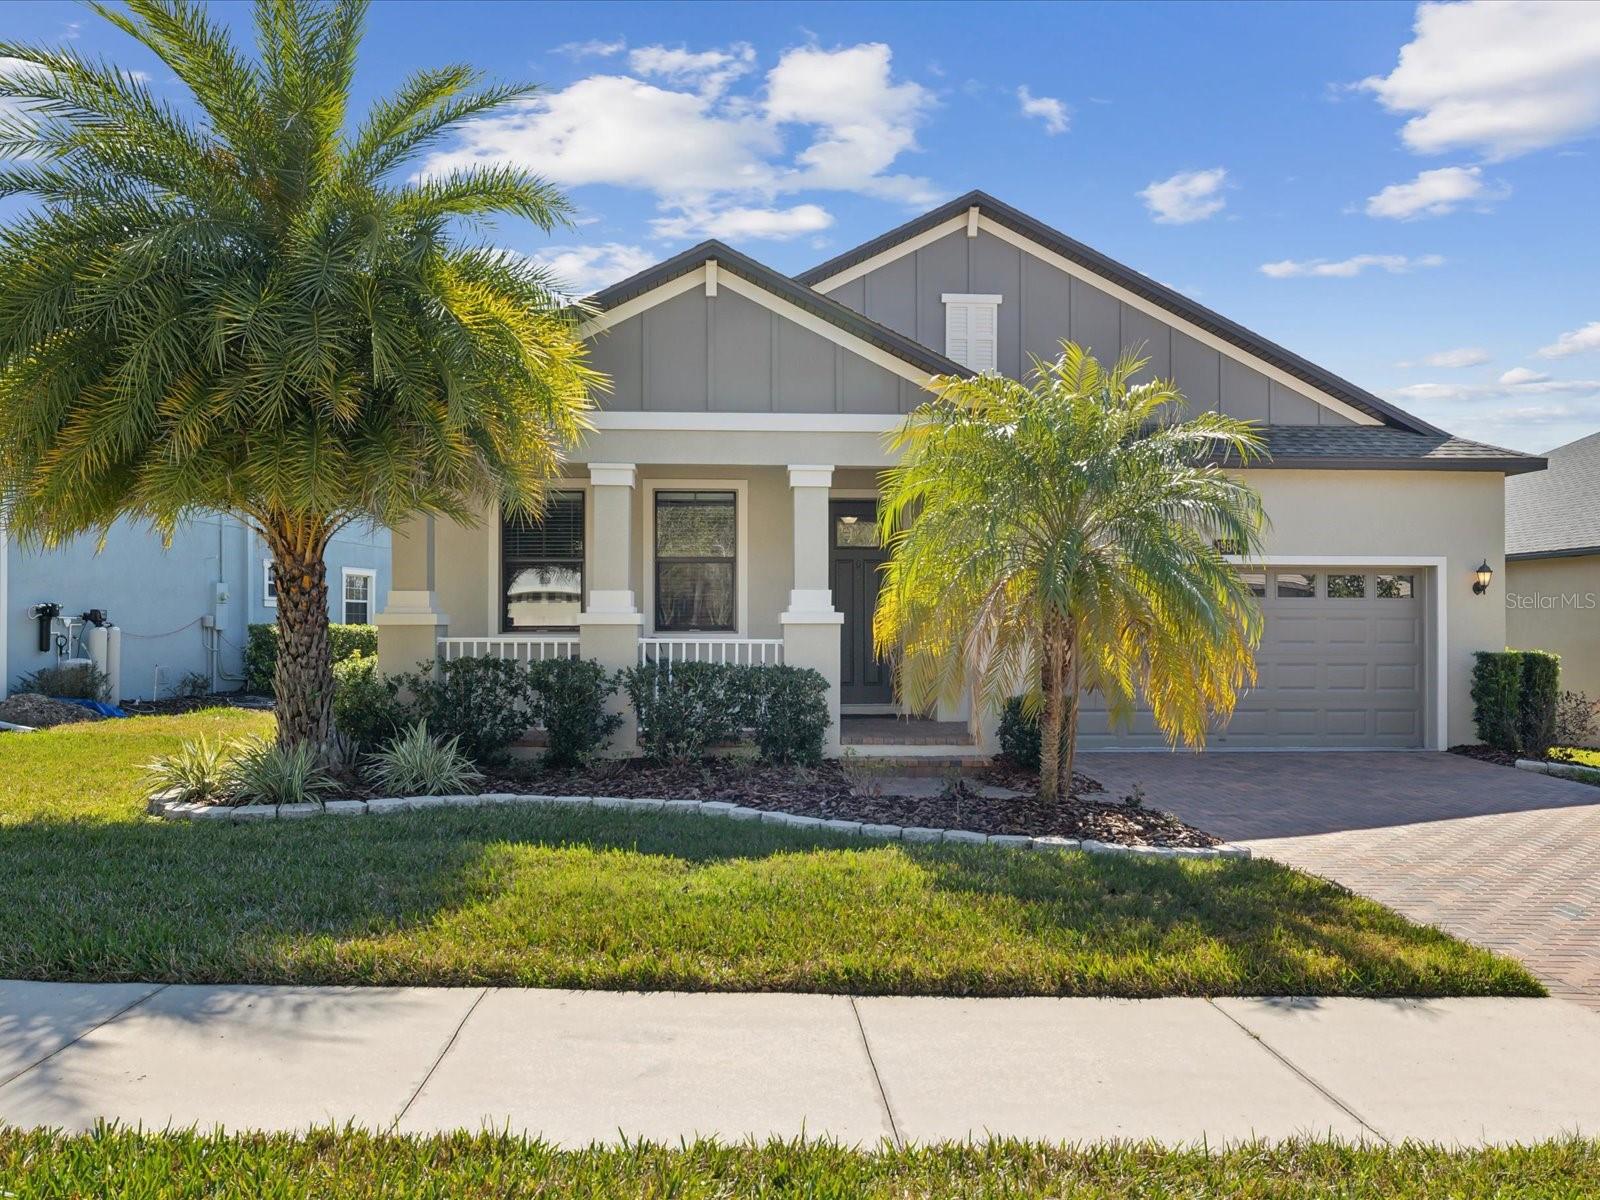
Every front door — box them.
[830,500,894,705]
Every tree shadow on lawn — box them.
[0,805,1544,998]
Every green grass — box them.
[0,711,1542,997]
[3,1128,1599,1198]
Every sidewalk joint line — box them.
[1205,999,1389,1144]
[392,986,488,1131]
[0,982,169,1093]
[848,996,902,1149]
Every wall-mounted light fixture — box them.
[1472,560,1493,596]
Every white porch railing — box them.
[638,637,784,668]
[437,636,579,664]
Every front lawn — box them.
[0,711,1541,997]
[3,1129,1597,1198]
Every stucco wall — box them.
[1506,555,1600,700]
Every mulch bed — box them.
[1448,743,1520,768]
[480,757,1220,846]
[0,693,105,729]
[121,694,274,717]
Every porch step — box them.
[840,717,974,747]
[839,750,991,776]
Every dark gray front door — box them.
[830,500,894,705]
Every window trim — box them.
[263,558,277,608]
[498,488,587,634]
[642,477,749,637]
[340,567,377,625]
[941,292,1001,372]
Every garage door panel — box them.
[1325,617,1370,645]
[1273,617,1320,645]
[1326,709,1370,736]
[1375,662,1419,692]
[1324,663,1369,691]
[1376,709,1419,737]
[1271,662,1318,690]
[1376,617,1420,644]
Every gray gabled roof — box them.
[586,239,972,380]
[1228,427,1546,476]
[1507,431,1600,558]
[797,189,1448,437]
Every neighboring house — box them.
[1506,431,1600,700]
[377,191,1543,755]
[2,514,389,702]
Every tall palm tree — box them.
[0,0,598,754]
[875,344,1268,801]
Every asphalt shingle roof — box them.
[1506,431,1600,557]
[1245,427,1545,474]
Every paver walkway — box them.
[2,982,1599,1145]
[1085,751,1600,1007]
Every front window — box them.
[1276,572,1317,599]
[1327,573,1367,599]
[1376,573,1415,598]
[342,569,375,624]
[655,490,735,631]
[503,491,584,631]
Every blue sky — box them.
[7,0,1600,452]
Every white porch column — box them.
[781,465,845,755]
[579,463,642,754]
[376,513,449,678]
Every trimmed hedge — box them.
[244,623,377,694]
[622,662,831,764]
[998,697,1041,770]
[1471,649,1561,756]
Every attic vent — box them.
[942,293,1001,372]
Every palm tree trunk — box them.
[1038,612,1068,803]
[1060,624,1080,801]
[265,519,334,757]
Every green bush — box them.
[1471,652,1523,753]
[18,661,110,701]
[1518,650,1560,760]
[746,665,831,765]
[393,656,541,767]
[331,652,408,752]
[998,697,1041,770]
[622,661,744,761]
[226,737,338,807]
[244,623,378,694]
[526,657,621,768]
[365,722,483,796]
[144,736,231,804]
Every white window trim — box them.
[942,293,1001,372]
[641,477,749,638]
[340,567,377,625]
[485,481,591,636]
[263,558,277,608]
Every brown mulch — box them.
[122,693,275,717]
[1448,743,1519,768]
[479,756,1219,846]
[0,693,104,730]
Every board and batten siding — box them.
[586,286,925,414]
[823,228,1354,427]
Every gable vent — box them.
[942,293,1001,372]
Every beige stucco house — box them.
[1507,432,1600,701]
[378,191,1544,756]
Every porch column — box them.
[376,513,449,678]
[578,463,642,754]
[781,465,845,756]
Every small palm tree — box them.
[0,0,598,755]
[875,344,1268,801]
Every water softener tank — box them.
[87,624,123,704]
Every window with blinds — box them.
[502,490,584,631]
[942,293,1001,372]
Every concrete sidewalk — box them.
[2,982,1599,1146]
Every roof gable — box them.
[1507,431,1600,557]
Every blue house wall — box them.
[2,514,389,701]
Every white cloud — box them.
[1016,86,1068,134]
[1138,168,1227,224]
[553,39,626,60]
[1389,369,1600,451]
[628,43,755,98]
[1259,253,1445,278]
[1537,320,1600,359]
[1397,346,1491,368]
[1499,367,1548,385]
[1360,1,1600,160]
[1365,165,1502,219]
[650,203,833,242]
[523,243,655,298]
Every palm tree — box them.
[0,0,598,755]
[875,344,1268,801]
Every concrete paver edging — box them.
[147,788,1251,859]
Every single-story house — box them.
[377,191,1544,755]
[1506,431,1600,700]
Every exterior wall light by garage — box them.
[1473,560,1494,596]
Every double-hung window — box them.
[941,293,1001,372]
[654,490,736,632]
[502,490,584,631]
[341,568,376,624]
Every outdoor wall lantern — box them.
[1473,560,1494,596]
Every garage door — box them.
[1077,568,1426,749]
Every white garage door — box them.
[1077,568,1426,749]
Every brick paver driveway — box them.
[1083,752,1600,1007]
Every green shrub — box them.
[746,665,830,765]
[226,738,338,807]
[1518,650,1560,760]
[18,661,110,701]
[365,722,483,797]
[331,652,409,751]
[621,661,744,761]
[1471,651,1523,753]
[998,697,1041,770]
[144,736,231,804]
[244,622,378,694]
[526,658,621,768]
[395,656,540,766]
